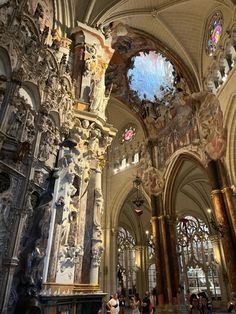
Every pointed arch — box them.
[163,151,210,220]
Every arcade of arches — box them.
[0,1,236,313]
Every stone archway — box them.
[167,157,229,306]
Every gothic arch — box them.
[163,152,211,223]
[224,94,236,185]
[19,81,41,111]
[110,179,150,230]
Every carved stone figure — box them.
[6,107,25,138]
[89,76,105,112]
[83,56,97,77]
[94,188,103,230]
[88,128,101,155]
[142,166,164,196]
[91,244,104,268]
[39,132,56,162]
[60,209,77,247]
[33,170,44,186]
[0,192,12,265]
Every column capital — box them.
[211,189,222,195]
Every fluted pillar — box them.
[207,160,236,293]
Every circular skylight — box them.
[127,51,175,102]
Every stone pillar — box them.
[207,160,236,293]
[159,215,173,303]
[166,215,180,304]
[151,195,165,305]
[74,161,89,283]
[42,148,63,283]
[90,165,103,284]
[110,228,118,294]
[217,161,236,245]
[209,235,229,304]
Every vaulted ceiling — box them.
[56,0,236,91]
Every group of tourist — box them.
[101,289,236,314]
[188,292,212,314]
[105,289,157,314]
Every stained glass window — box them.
[148,264,156,291]
[121,125,136,143]
[127,51,175,103]
[207,12,223,56]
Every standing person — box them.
[132,293,141,314]
[141,291,151,314]
[106,295,112,314]
[186,289,191,306]
[228,292,236,313]
[119,294,125,314]
[199,292,211,314]
[150,289,157,313]
[189,294,201,314]
[107,293,119,314]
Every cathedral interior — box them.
[0,0,236,313]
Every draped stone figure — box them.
[93,187,103,231]
[89,76,105,112]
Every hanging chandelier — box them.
[132,176,144,216]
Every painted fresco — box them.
[106,24,163,106]
[138,90,227,195]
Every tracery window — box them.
[127,51,175,104]
[177,216,221,299]
[207,12,223,56]
[117,227,136,292]
[148,263,156,291]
